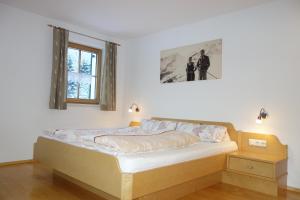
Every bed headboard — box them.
[151,117,239,144]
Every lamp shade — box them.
[128,103,140,113]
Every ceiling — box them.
[0,0,275,39]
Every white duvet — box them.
[94,130,200,153]
[45,127,139,142]
[44,127,199,153]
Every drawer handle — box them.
[247,165,254,169]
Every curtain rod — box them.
[47,24,121,46]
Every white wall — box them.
[0,3,128,163]
[124,0,300,188]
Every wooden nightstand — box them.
[222,132,288,196]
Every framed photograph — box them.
[160,39,222,83]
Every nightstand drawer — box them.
[228,157,274,178]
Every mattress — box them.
[41,131,237,173]
[118,141,237,173]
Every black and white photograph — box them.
[160,39,222,83]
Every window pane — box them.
[67,82,78,99]
[91,53,97,76]
[67,72,79,98]
[78,75,93,99]
[67,48,79,72]
[90,77,96,99]
[80,51,92,75]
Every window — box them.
[66,43,102,104]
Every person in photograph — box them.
[197,49,210,80]
[186,57,196,81]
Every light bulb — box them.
[256,118,262,124]
[128,108,133,113]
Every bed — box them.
[34,117,240,200]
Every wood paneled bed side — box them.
[34,137,123,199]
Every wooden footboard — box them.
[131,154,226,199]
[34,137,124,199]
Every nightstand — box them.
[222,151,287,196]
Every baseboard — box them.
[0,159,34,167]
[287,186,300,193]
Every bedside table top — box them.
[229,151,286,163]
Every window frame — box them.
[66,42,102,105]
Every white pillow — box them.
[195,125,229,143]
[161,120,177,130]
[176,122,201,135]
[140,119,177,131]
[140,119,155,131]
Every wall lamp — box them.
[256,108,268,124]
[128,103,140,113]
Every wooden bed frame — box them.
[33,117,282,200]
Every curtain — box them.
[49,28,69,110]
[100,42,117,111]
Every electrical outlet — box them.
[249,139,267,147]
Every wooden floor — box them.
[180,184,300,200]
[0,163,299,200]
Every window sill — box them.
[66,99,99,105]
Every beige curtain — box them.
[100,42,117,111]
[49,28,69,110]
